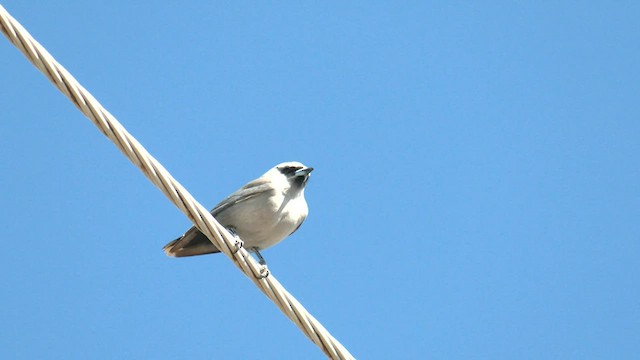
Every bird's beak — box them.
[295,167,314,176]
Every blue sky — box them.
[1,2,639,359]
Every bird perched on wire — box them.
[163,161,313,264]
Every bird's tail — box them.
[163,227,221,257]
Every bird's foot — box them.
[247,247,269,278]
[226,226,243,254]
[232,238,244,254]
[257,265,270,279]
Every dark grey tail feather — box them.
[163,230,221,257]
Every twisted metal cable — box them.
[0,5,354,360]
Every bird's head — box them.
[269,161,314,190]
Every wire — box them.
[0,5,355,359]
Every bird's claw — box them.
[226,226,243,254]
[232,238,244,254]
[256,265,270,279]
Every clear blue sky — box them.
[1,2,638,359]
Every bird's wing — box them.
[163,178,275,257]
[210,178,274,216]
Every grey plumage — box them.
[163,161,313,258]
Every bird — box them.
[163,161,313,264]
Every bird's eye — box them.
[279,166,300,175]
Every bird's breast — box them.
[216,192,308,250]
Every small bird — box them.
[163,161,313,263]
